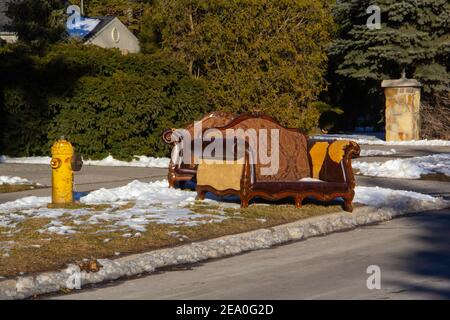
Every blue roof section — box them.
[67,15,114,39]
[67,14,99,38]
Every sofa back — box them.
[205,114,310,181]
[184,111,238,140]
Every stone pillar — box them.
[381,77,422,141]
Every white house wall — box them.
[85,18,140,54]
[0,33,18,44]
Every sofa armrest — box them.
[307,139,360,184]
[162,128,176,145]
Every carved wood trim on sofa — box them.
[162,111,238,187]
[194,114,360,212]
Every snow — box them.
[0,176,35,185]
[0,196,50,213]
[80,180,195,205]
[360,149,397,157]
[0,155,170,168]
[0,178,448,237]
[312,134,450,146]
[354,186,448,212]
[0,156,51,165]
[353,153,450,179]
[82,155,170,168]
[0,180,226,234]
[299,177,324,182]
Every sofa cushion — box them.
[196,159,244,191]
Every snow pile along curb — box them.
[0,205,414,299]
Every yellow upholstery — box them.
[196,159,244,191]
[328,140,351,163]
[309,142,329,179]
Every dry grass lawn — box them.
[0,184,43,193]
[0,201,343,278]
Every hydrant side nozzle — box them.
[50,158,62,169]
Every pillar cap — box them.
[381,78,422,88]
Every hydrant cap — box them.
[51,139,74,156]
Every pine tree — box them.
[151,0,335,131]
[5,0,67,50]
[330,0,450,95]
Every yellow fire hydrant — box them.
[50,138,82,205]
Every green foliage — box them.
[151,0,334,131]
[0,44,209,159]
[330,0,450,95]
[70,0,153,34]
[311,101,344,132]
[5,0,67,50]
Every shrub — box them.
[0,44,209,159]
[420,93,450,140]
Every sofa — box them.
[162,111,238,187]
[193,114,360,212]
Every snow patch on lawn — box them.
[0,155,170,168]
[353,153,450,179]
[0,196,50,213]
[0,176,36,185]
[80,180,195,205]
[0,180,225,234]
[312,134,450,146]
[0,179,447,236]
[360,149,397,157]
[354,186,448,212]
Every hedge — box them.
[0,44,210,159]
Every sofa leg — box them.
[295,196,303,209]
[197,190,206,201]
[240,195,250,208]
[168,164,176,188]
[343,198,353,212]
[168,176,176,188]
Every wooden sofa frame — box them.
[162,111,238,188]
[194,114,360,212]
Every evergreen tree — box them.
[151,0,334,131]
[330,0,450,96]
[5,0,67,50]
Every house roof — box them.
[82,16,115,40]
[0,1,11,32]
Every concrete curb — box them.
[0,206,402,299]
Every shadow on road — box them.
[391,210,450,298]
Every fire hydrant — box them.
[50,138,83,205]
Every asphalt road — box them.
[56,209,450,299]
[0,165,167,203]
